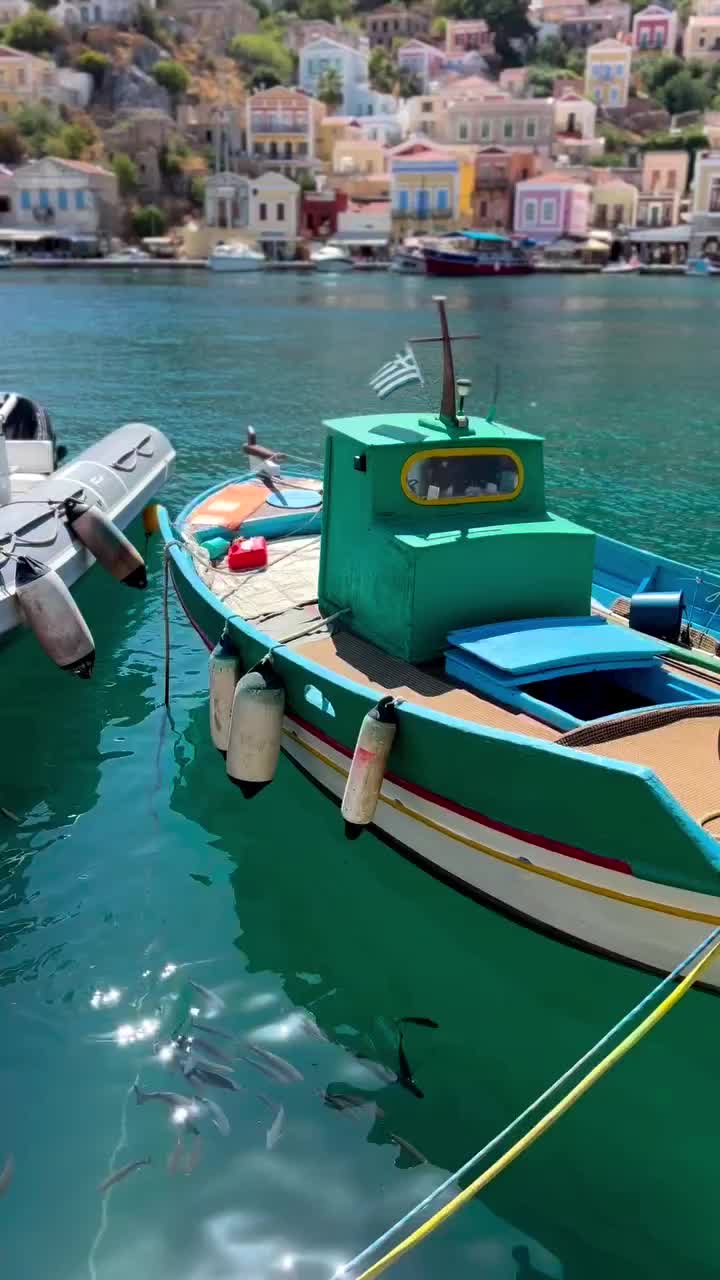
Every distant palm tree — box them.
[316,67,343,111]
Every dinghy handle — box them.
[112,434,154,472]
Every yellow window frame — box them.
[400,446,524,506]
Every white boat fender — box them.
[209,631,241,754]
[64,497,147,589]
[14,555,95,678]
[341,696,398,839]
[226,657,285,798]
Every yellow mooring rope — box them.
[354,933,720,1280]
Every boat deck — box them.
[186,527,720,828]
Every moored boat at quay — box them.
[161,297,720,989]
[424,230,534,277]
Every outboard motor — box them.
[0,393,62,465]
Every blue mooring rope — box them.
[337,925,720,1278]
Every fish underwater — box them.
[187,1035,235,1067]
[133,1085,194,1109]
[188,980,225,1018]
[98,1157,151,1194]
[0,1155,14,1196]
[188,1065,243,1093]
[396,1029,424,1100]
[243,1044,304,1085]
[389,1133,428,1166]
[196,1095,231,1137]
[262,1099,285,1150]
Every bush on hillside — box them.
[0,123,25,164]
[113,152,139,195]
[152,59,191,99]
[3,7,61,53]
[228,33,294,84]
[74,49,111,85]
[131,204,167,238]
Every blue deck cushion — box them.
[267,488,322,510]
[447,615,667,683]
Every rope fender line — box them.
[341,926,720,1280]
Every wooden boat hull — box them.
[160,501,720,988]
[425,251,534,277]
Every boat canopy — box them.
[460,230,510,243]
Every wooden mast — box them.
[434,295,458,429]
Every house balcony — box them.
[392,208,453,220]
[250,120,309,135]
[476,170,509,188]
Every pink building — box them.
[513,172,592,243]
[632,3,678,51]
[397,39,447,92]
[445,19,495,57]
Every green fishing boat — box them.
[160,298,720,988]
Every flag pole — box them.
[433,295,458,430]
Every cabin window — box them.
[401,447,523,505]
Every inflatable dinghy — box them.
[0,393,175,672]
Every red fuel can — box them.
[227,536,268,572]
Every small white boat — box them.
[0,393,175,673]
[209,243,265,272]
[0,248,14,267]
[310,244,353,273]
[602,255,640,275]
[390,248,426,274]
[686,256,720,277]
[105,247,151,264]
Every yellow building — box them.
[332,137,386,178]
[390,139,473,232]
[316,116,357,165]
[591,176,638,229]
[683,15,720,63]
[0,44,58,113]
[245,85,325,169]
[692,150,720,216]
[584,38,632,109]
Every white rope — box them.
[87,1073,138,1280]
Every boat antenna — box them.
[487,363,501,424]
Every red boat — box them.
[424,230,534,277]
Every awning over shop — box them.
[629,225,689,244]
[330,233,389,247]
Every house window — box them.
[615,63,624,74]
[0,196,9,214]
[416,188,429,215]
[655,29,663,46]
[541,197,555,224]
[421,101,432,113]
[479,198,488,217]
[397,189,409,213]
[503,119,514,140]
[525,118,536,140]
[709,178,720,213]
[75,190,86,209]
[38,189,49,209]
[639,30,648,46]
[58,188,68,211]
[667,170,676,190]
[402,448,523,506]
[276,202,285,220]
[524,197,538,226]
[259,202,267,221]
[457,119,469,141]
[480,119,491,140]
[94,3,101,16]
[21,190,31,210]
[613,203,624,226]
[435,187,448,211]
[610,87,619,104]
[297,142,307,157]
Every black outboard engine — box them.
[0,393,62,464]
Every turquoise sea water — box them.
[2,269,720,1280]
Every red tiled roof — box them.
[50,158,113,176]
[521,170,587,184]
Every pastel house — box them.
[632,4,678,52]
[390,140,460,229]
[299,36,369,115]
[637,149,688,227]
[397,39,447,92]
[591,177,638,229]
[445,18,494,57]
[514,172,591,243]
[584,37,632,108]
[683,15,720,63]
[246,86,325,172]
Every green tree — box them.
[369,47,396,93]
[437,0,533,62]
[298,0,351,18]
[0,122,24,163]
[189,174,205,208]
[316,66,343,109]
[11,102,61,155]
[639,52,684,97]
[74,49,111,85]
[112,152,139,195]
[152,59,190,100]
[431,14,447,38]
[660,69,709,114]
[229,32,294,83]
[528,34,568,66]
[134,2,162,39]
[131,204,167,238]
[3,7,60,52]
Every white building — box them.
[57,67,93,108]
[9,157,118,240]
[51,0,155,24]
[298,35,391,117]
[0,0,28,22]
[248,172,300,257]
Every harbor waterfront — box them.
[3,269,720,1280]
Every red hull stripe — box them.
[172,570,633,878]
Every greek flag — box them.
[369,344,423,400]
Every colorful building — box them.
[690,150,720,255]
[638,149,688,227]
[584,37,632,108]
[0,45,59,112]
[10,156,118,239]
[397,39,447,92]
[591,176,638,229]
[443,95,555,154]
[332,136,387,177]
[299,36,370,116]
[390,139,464,231]
[472,145,537,230]
[246,86,325,173]
[367,4,430,49]
[445,18,494,57]
[631,4,678,52]
[513,172,592,243]
[248,172,300,258]
[683,15,720,63]
[544,1,630,48]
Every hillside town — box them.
[0,0,720,267]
